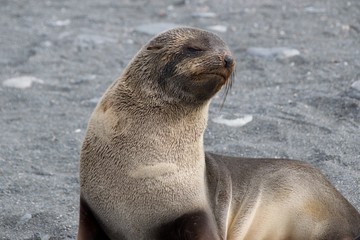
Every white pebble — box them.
[351,80,360,92]
[207,25,227,33]
[304,6,326,13]
[2,76,44,89]
[191,12,217,18]
[41,235,51,240]
[17,213,32,225]
[52,19,71,26]
[126,39,134,45]
[212,115,253,127]
[247,47,300,59]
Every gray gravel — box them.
[1,0,359,239]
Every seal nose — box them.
[224,55,234,68]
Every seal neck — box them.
[108,78,210,121]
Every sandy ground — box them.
[1,0,359,239]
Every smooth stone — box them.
[172,0,186,6]
[41,235,51,240]
[135,23,181,35]
[17,213,32,225]
[81,97,101,107]
[87,97,101,104]
[71,74,97,85]
[2,76,44,89]
[51,19,71,26]
[304,6,326,13]
[33,233,51,240]
[346,80,360,100]
[191,12,217,18]
[351,80,360,92]
[41,41,53,47]
[212,115,253,127]
[247,47,300,59]
[207,25,227,33]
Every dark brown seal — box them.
[77,27,360,240]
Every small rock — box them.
[50,19,71,26]
[288,55,307,65]
[207,25,227,33]
[33,232,42,240]
[157,9,167,18]
[126,39,134,45]
[341,24,351,32]
[41,41,53,47]
[32,233,51,240]
[2,76,44,89]
[351,80,360,91]
[344,80,360,100]
[135,23,181,35]
[71,74,97,85]
[172,0,186,6]
[41,234,51,240]
[304,6,326,13]
[88,97,101,104]
[75,129,82,133]
[17,213,32,225]
[191,12,217,18]
[81,97,101,107]
[212,115,253,127]
[247,47,300,59]
[167,5,175,11]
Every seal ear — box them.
[146,40,164,50]
[146,33,171,50]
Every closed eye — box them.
[186,46,203,52]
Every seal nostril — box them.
[224,55,234,68]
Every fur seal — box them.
[77,27,360,240]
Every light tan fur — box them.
[80,27,232,239]
[78,27,360,240]
[205,154,360,239]
[81,99,212,239]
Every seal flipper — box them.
[157,211,220,240]
[77,197,110,240]
[205,152,233,239]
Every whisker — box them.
[218,69,235,111]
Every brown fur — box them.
[77,27,360,240]
[78,27,233,240]
[205,153,360,240]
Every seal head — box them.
[122,27,235,105]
